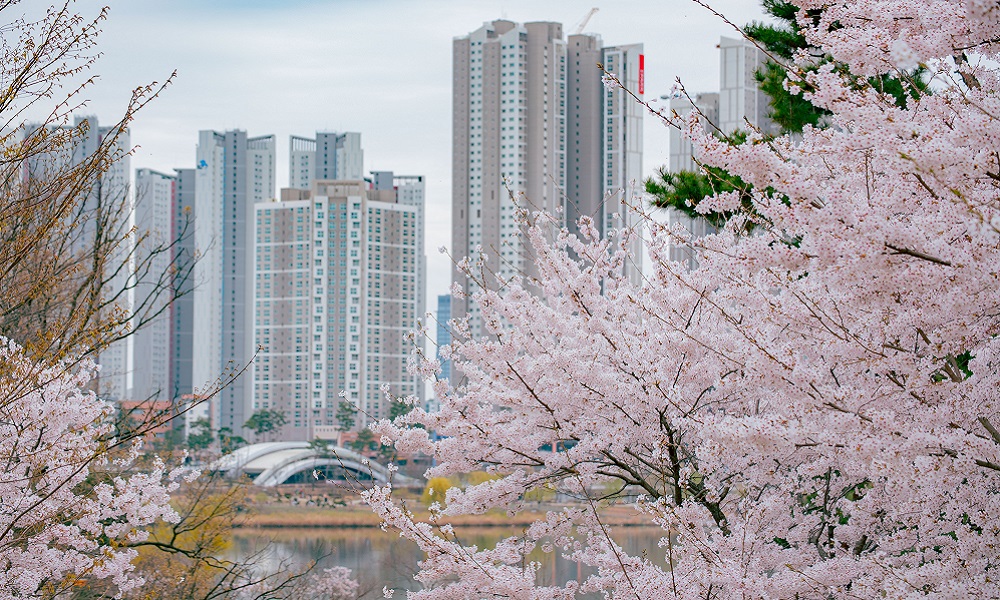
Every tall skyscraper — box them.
[170,168,196,405]
[131,167,198,407]
[364,172,425,423]
[668,93,720,173]
[665,37,777,271]
[22,116,132,401]
[253,172,425,441]
[451,20,567,337]
[669,38,773,171]
[666,93,720,270]
[132,168,176,401]
[452,20,644,335]
[719,36,775,135]
[289,132,363,190]
[193,130,276,436]
[567,34,645,286]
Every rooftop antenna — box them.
[573,7,599,35]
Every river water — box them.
[231,525,669,598]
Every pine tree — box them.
[336,400,358,431]
[647,0,925,224]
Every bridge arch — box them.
[214,441,411,486]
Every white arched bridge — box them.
[213,441,415,487]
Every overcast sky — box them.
[63,0,769,306]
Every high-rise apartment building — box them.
[131,167,198,406]
[670,37,775,172]
[22,116,132,401]
[668,93,720,173]
[132,168,176,401]
[451,20,566,337]
[719,36,774,135]
[193,130,276,436]
[253,172,425,441]
[567,35,645,286]
[665,37,777,271]
[289,132,363,190]
[452,20,644,335]
[170,168,196,405]
[666,93,720,270]
[365,172,426,423]
[669,38,773,171]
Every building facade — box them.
[170,168,197,405]
[253,172,425,441]
[289,132,363,191]
[435,294,452,385]
[452,20,644,335]
[132,168,176,401]
[131,167,197,411]
[193,130,276,437]
[668,92,720,174]
[22,116,133,401]
[719,36,775,136]
[588,36,646,284]
[663,37,779,272]
[664,93,720,270]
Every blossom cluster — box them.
[367,0,1000,597]
[0,340,184,599]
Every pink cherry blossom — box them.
[366,1,1000,597]
[0,339,186,598]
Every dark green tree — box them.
[186,417,214,451]
[647,0,927,224]
[218,427,247,454]
[349,428,377,454]
[308,437,336,456]
[743,0,827,134]
[243,408,287,442]
[389,397,413,421]
[336,400,357,431]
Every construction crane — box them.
[573,7,599,35]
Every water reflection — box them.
[231,525,669,598]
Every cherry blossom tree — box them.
[0,2,200,597]
[0,3,308,598]
[368,1,1000,597]
[0,339,188,599]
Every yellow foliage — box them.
[124,477,248,600]
[422,472,503,508]
[524,483,556,503]
[422,477,453,507]
[464,470,501,486]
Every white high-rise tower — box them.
[193,130,276,436]
[22,116,132,401]
[289,132,363,191]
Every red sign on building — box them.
[638,54,645,95]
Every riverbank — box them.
[240,500,652,529]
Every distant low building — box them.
[120,399,174,445]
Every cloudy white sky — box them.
[61,0,769,305]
